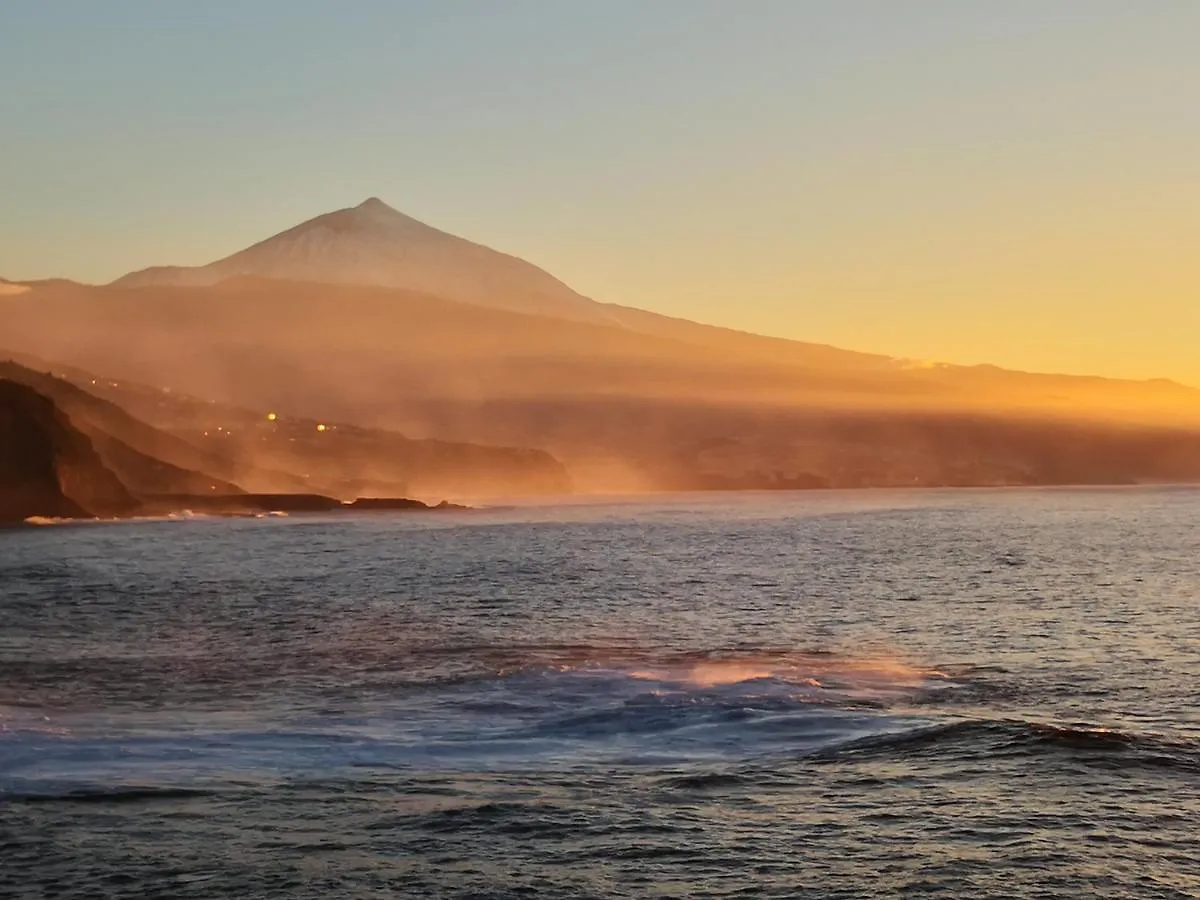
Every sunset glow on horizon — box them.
[2,1,1197,384]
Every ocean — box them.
[2,488,1199,898]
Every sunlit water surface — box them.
[3,488,1200,898]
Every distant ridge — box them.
[0,277,31,296]
[113,197,621,326]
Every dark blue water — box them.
[3,489,1200,898]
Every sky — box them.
[2,1,1198,384]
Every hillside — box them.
[0,380,138,521]
[1,356,571,500]
[0,361,248,497]
[5,278,1200,491]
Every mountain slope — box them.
[105,198,1200,399]
[110,196,900,371]
[601,302,904,372]
[5,277,1200,491]
[112,198,622,326]
[8,276,1197,419]
[0,380,138,521]
[0,361,249,496]
[1,353,572,500]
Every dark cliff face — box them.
[0,362,243,497]
[0,380,138,521]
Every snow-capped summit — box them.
[355,196,391,213]
[112,198,619,325]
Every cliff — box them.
[0,380,139,521]
[0,362,245,497]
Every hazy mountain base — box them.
[0,376,486,522]
[387,396,1200,492]
[1,357,571,501]
[5,277,1197,493]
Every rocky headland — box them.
[0,367,480,524]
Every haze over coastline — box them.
[5,192,1200,501]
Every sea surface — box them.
[2,488,1200,898]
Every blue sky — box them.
[2,1,1198,382]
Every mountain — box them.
[104,197,1200,401]
[110,197,902,371]
[0,379,138,521]
[7,198,1200,492]
[112,197,622,326]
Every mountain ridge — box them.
[104,197,1198,390]
[112,197,623,326]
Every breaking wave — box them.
[6,646,1196,801]
[22,511,210,527]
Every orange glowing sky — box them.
[1,2,1197,385]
